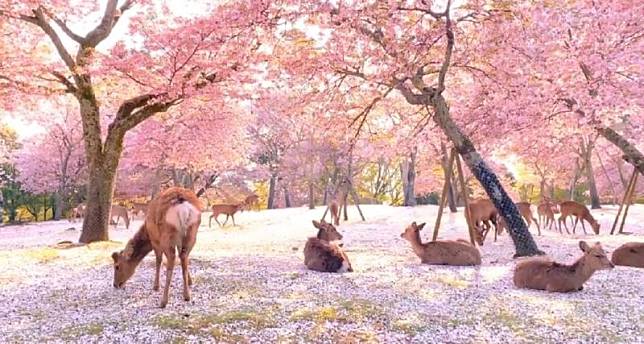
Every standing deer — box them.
[400,222,481,266]
[69,203,86,223]
[468,199,499,245]
[110,204,131,229]
[611,242,644,268]
[537,201,557,231]
[513,241,614,292]
[209,203,243,228]
[558,201,600,234]
[304,220,352,273]
[516,202,540,235]
[111,187,202,308]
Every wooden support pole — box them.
[618,172,638,234]
[611,169,637,234]
[349,188,366,221]
[433,149,456,241]
[454,150,476,245]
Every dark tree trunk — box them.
[267,173,277,209]
[53,191,64,220]
[400,148,417,206]
[568,158,583,201]
[597,126,644,177]
[283,185,291,208]
[582,141,601,209]
[308,181,315,209]
[430,94,542,257]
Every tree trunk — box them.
[267,173,277,209]
[583,142,601,209]
[400,148,417,206]
[431,94,542,257]
[283,185,291,208]
[79,163,118,243]
[596,126,644,177]
[539,178,546,201]
[53,191,64,221]
[440,141,458,212]
[308,181,315,209]
[568,158,583,201]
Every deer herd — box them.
[103,187,643,307]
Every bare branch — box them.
[84,0,134,47]
[51,71,78,93]
[42,7,85,43]
[436,0,454,93]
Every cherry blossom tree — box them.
[0,0,276,242]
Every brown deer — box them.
[537,201,556,231]
[110,204,131,229]
[558,201,600,234]
[327,179,350,226]
[400,222,481,266]
[69,203,86,223]
[468,199,498,245]
[611,242,644,268]
[243,194,260,210]
[516,202,541,235]
[304,220,352,273]
[513,241,614,292]
[112,187,202,308]
[130,202,148,219]
[209,203,243,228]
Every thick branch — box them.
[436,0,453,92]
[42,7,84,43]
[84,0,133,47]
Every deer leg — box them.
[231,214,236,226]
[153,249,162,291]
[209,214,213,228]
[222,214,229,226]
[580,219,587,234]
[214,214,223,227]
[533,217,541,235]
[572,216,579,233]
[179,250,191,301]
[160,247,176,308]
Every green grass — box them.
[59,322,104,339]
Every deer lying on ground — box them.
[400,222,481,266]
[304,220,352,273]
[611,242,644,268]
[513,241,613,292]
[110,204,131,229]
[112,187,202,308]
[557,201,600,234]
[69,203,85,223]
[468,199,499,245]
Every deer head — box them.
[111,242,139,288]
[400,221,426,242]
[579,241,614,270]
[312,219,343,243]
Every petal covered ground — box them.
[0,204,642,343]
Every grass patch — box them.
[59,322,104,339]
[290,299,384,324]
[392,316,427,336]
[153,308,276,336]
[435,274,469,289]
[23,247,60,264]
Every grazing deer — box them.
[611,242,644,268]
[516,202,541,235]
[557,201,600,235]
[209,203,244,228]
[110,204,131,229]
[400,222,481,266]
[513,241,614,292]
[304,220,352,273]
[468,199,498,245]
[112,187,202,308]
[69,203,86,223]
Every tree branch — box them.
[436,0,453,93]
[84,0,133,47]
[42,7,85,43]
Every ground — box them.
[0,204,642,343]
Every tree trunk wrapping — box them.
[596,126,644,177]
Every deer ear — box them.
[417,222,426,231]
[111,252,119,262]
[411,221,417,228]
[312,220,321,228]
[579,241,590,252]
